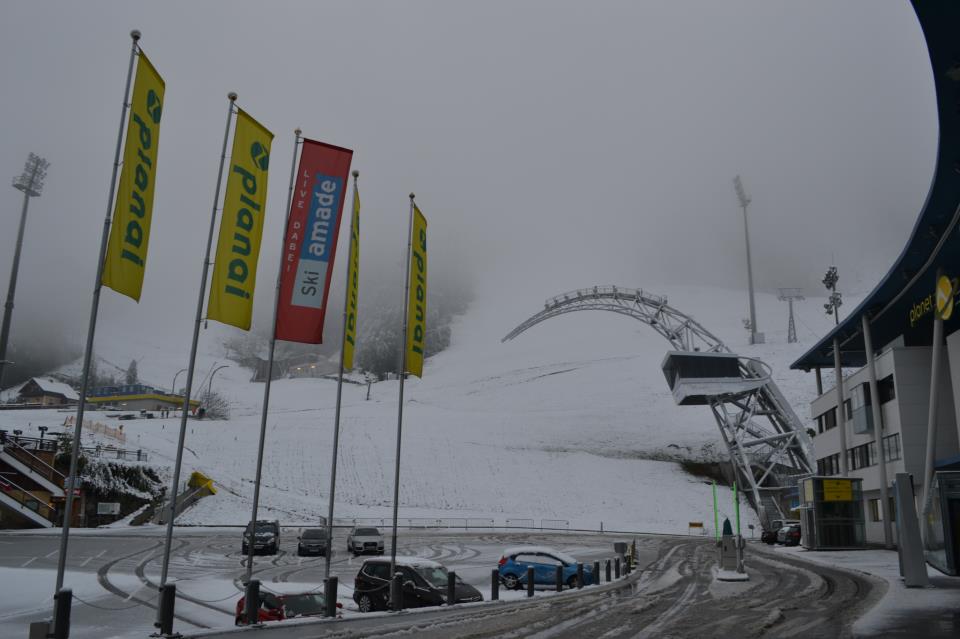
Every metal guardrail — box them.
[0,475,56,522]
[0,433,148,462]
[1,439,66,485]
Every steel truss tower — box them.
[503,286,815,527]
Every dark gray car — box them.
[297,528,329,557]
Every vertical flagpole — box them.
[325,170,360,580]
[244,128,301,584]
[159,93,237,590]
[54,30,140,596]
[390,193,416,579]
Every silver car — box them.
[347,527,384,555]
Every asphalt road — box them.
[185,536,886,639]
[0,527,635,638]
[0,529,902,638]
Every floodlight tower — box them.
[734,175,760,344]
[0,153,50,389]
[777,288,804,344]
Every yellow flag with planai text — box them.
[207,110,273,330]
[101,52,165,301]
[342,183,361,370]
[405,205,427,377]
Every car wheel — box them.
[501,573,520,590]
[358,594,374,613]
[567,575,579,589]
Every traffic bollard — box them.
[391,573,403,611]
[593,561,600,586]
[52,588,71,639]
[526,566,535,597]
[576,563,584,589]
[157,583,176,635]
[324,576,338,618]
[447,571,457,606]
[491,569,500,600]
[625,558,632,575]
[244,579,260,626]
[555,565,563,591]
[615,557,621,579]
[605,559,612,582]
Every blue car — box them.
[498,546,593,589]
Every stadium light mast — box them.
[0,153,50,389]
[778,288,804,344]
[734,175,761,344]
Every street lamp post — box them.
[171,368,187,395]
[733,175,760,345]
[207,365,229,403]
[0,153,50,389]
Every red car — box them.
[235,589,341,625]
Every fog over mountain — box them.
[0,1,937,382]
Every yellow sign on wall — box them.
[822,479,854,502]
[936,274,954,320]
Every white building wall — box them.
[808,344,959,545]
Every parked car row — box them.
[236,538,599,625]
[241,520,383,558]
[760,519,801,547]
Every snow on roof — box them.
[29,377,79,400]
[502,546,578,564]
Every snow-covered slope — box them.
[3,281,849,534]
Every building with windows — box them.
[791,3,960,551]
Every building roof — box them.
[792,2,960,371]
[25,377,80,401]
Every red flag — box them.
[276,139,353,343]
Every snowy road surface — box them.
[0,529,897,638]
[0,528,640,638]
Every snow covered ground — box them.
[1,282,847,534]
[772,544,960,637]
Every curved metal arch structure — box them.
[502,285,815,527]
[502,286,727,353]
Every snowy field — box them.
[1,282,847,534]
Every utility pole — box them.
[823,266,842,325]
[733,175,761,344]
[777,288,804,344]
[0,153,50,389]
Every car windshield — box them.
[414,565,452,588]
[302,530,325,539]
[355,528,379,536]
[281,593,324,617]
[248,522,275,533]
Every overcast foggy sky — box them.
[0,1,938,359]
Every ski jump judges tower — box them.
[502,286,814,527]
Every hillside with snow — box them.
[2,281,849,534]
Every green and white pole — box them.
[712,481,719,542]
[734,482,741,536]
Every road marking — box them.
[21,556,37,567]
[44,549,59,559]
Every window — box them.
[869,497,897,522]
[816,408,837,434]
[847,442,875,471]
[843,399,853,421]
[882,433,901,462]
[817,453,841,476]
[878,375,896,404]
[363,562,391,580]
